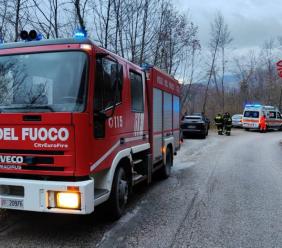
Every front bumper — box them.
[0,177,94,214]
[182,128,205,134]
[232,122,242,127]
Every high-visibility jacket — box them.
[260,116,266,130]
[224,117,232,128]
[214,115,223,125]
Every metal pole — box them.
[279,86,282,111]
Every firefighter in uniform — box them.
[214,113,224,135]
[223,112,232,136]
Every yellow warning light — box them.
[56,192,80,209]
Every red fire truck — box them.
[0,34,180,219]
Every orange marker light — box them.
[80,44,92,51]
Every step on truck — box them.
[0,33,180,219]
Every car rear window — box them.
[244,111,259,118]
[185,116,202,120]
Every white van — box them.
[242,104,282,131]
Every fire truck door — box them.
[93,56,123,139]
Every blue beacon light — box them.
[74,29,87,39]
[245,104,261,108]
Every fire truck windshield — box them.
[0,51,88,113]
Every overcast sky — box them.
[176,0,282,53]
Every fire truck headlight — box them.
[56,192,81,209]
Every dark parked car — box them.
[192,112,210,129]
[181,115,209,139]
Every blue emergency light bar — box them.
[74,28,87,39]
[141,63,153,71]
[245,104,262,108]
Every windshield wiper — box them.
[0,105,55,112]
[26,105,55,112]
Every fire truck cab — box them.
[0,37,180,219]
[242,104,282,131]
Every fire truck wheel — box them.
[160,147,173,179]
[108,166,129,220]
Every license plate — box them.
[0,198,24,209]
[188,125,196,128]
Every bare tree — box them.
[73,0,88,30]
[202,12,223,113]
[153,2,198,75]
[234,50,257,106]
[0,0,10,41]
[260,39,276,105]
[29,0,62,38]
[14,0,21,41]
[180,39,201,113]
[218,16,232,112]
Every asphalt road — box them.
[1,129,282,248]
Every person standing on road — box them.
[259,114,267,132]
[223,112,232,136]
[214,113,224,135]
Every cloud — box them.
[176,0,282,49]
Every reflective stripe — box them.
[90,141,120,171]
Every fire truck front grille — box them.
[0,150,69,173]
[23,157,54,164]
[0,149,64,155]
[22,166,64,171]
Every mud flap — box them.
[145,154,153,184]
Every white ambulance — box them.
[242,104,282,131]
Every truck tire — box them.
[107,166,129,220]
[159,147,173,179]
